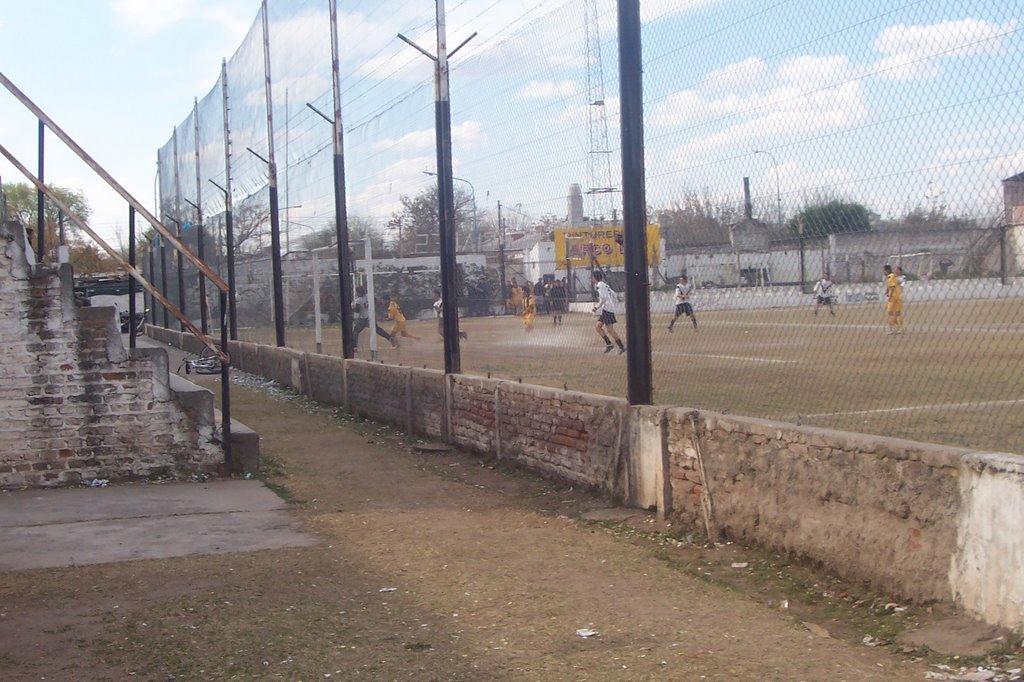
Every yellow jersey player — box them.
[383,293,420,347]
[522,293,536,332]
[883,264,904,335]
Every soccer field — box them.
[239,296,1024,456]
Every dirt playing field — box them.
[239,296,1024,455]
[2,368,1019,681]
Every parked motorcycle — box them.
[120,308,148,336]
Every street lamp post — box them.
[423,170,477,251]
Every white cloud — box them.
[649,48,869,168]
[701,57,768,91]
[111,0,197,34]
[641,0,726,24]
[452,120,487,148]
[517,80,578,100]
[349,155,435,221]
[657,80,867,166]
[372,120,485,153]
[872,18,1018,81]
[776,55,852,87]
[111,0,253,39]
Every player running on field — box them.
[351,286,393,353]
[591,271,625,354]
[668,274,698,331]
[383,293,420,347]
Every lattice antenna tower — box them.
[584,0,618,222]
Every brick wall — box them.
[450,377,628,496]
[0,223,221,488]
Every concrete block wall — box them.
[149,330,1024,631]
[0,223,221,489]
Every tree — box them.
[386,185,472,256]
[67,241,119,275]
[297,225,338,251]
[345,216,388,258]
[789,200,871,238]
[2,181,92,260]
[656,191,738,250]
[899,204,979,231]
[296,215,381,253]
[230,203,271,255]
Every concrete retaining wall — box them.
[148,330,1024,631]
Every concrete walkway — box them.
[0,480,315,571]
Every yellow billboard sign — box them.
[554,225,661,269]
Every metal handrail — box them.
[0,71,228,294]
[0,144,228,363]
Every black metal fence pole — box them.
[36,120,44,262]
[618,0,652,406]
[220,290,233,476]
[329,0,354,359]
[128,206,136,350]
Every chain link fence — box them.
[148,0,1024,454]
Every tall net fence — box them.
[152,0,1024,454]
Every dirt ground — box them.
[1,372,1020,681]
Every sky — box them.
[0,0,257,246]
[1,0,1021,251]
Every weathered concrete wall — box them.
[345,360,411,429]
[303,352,346,408]
[666,410,962,602]
[0,223,220,489]
[951,453,1024,631]
[148,330,1024,631]
[260,345,306,394]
